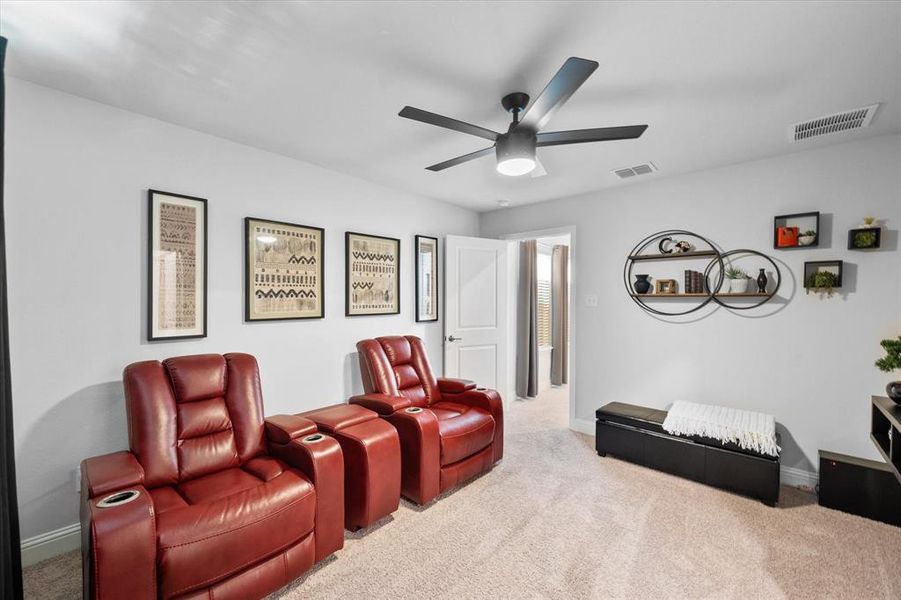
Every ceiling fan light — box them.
[496,157,536,176]
[495,130,537,176]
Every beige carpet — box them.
[24,386,901,599]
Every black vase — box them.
[887,381,901,405]
[634,274,652,294]
[756,268,768,293]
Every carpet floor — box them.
[23,386,901,599]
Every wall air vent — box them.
[790,104,879,142]
[613,162,657,179]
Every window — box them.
[537,251,551,347]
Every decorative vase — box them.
[729,278,749,293]
[887,381,901,405]
[756,268,768,293]
[633,274,652,294]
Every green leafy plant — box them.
[876,337,901,373]
[724,267,746,280]
[853,230,877,248]
[802,230,816,236]
[805,270,838,296]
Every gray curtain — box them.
[551,244,569,385]
[516,240,538,398]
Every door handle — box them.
[447,335,463,342]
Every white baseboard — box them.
[573,418,819,491]
[570,418,595,435]
[21,523,80,567]
[780,465,818,491]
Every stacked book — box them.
[683,270,707,294]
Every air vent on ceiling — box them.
[613,162,658,179]
[790,104,878,142]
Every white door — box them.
[444,235,509,401]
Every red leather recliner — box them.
[80,353,344,600]
[351,335,503,504]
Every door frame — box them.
[498,225,578,433]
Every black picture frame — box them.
[244,217,325,321]
[415,235,439,322]
[147,189,208,341]
[773,211,820,249]
[345,231,400,316]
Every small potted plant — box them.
[852,229,878,249]
[797,230,817,246]
[805,270,838,297]
[875,335,901,404]
[724,267,748,293]
[861,215,878,227]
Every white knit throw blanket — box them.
[662,401,780,457]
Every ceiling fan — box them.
[399,57,648,177]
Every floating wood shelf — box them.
[630,292,770,298]
[628,250,718,261]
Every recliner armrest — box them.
[269,434,344,561]
[81,483,156,599]
[437,377,477,394]
[349,393,411,415]
[81,452,145,498]
[264,414,319,444]
[447,388,504,464]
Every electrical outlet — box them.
[585,294,598,307]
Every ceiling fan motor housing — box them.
[496,128,536,162]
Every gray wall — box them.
[5,78,479,539]
[481,133,901,473]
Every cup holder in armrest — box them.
[405,407,423,414]
[302,433,325,443]
[97,489,140,508]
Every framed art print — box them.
[415,235,438,322]
[148,189,207,340]
[345,231,400,316]
[245,218,325,321]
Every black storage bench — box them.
[596,402,780,506]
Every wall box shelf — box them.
[774,211,820,249]
[847,227,881,250]
[803,260,843,290]
[870,396,901,485]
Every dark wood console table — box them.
[870,395,901,484]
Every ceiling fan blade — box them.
[531,157,547,178]
[517,57,599,131]
[536,125,648,147]
[425,146,495,171]
[399,106,499,141]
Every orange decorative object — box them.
[777,226,799,247]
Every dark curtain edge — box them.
[0,34,25,600]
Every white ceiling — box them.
[2,1,899,212]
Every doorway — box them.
[501,226,576,431]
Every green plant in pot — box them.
[805,270,838,296]
[853,230,878,248]
[724,267,748,294]
[875,336,901,405]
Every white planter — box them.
[798,235,816,246]
[727,278,749,293]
